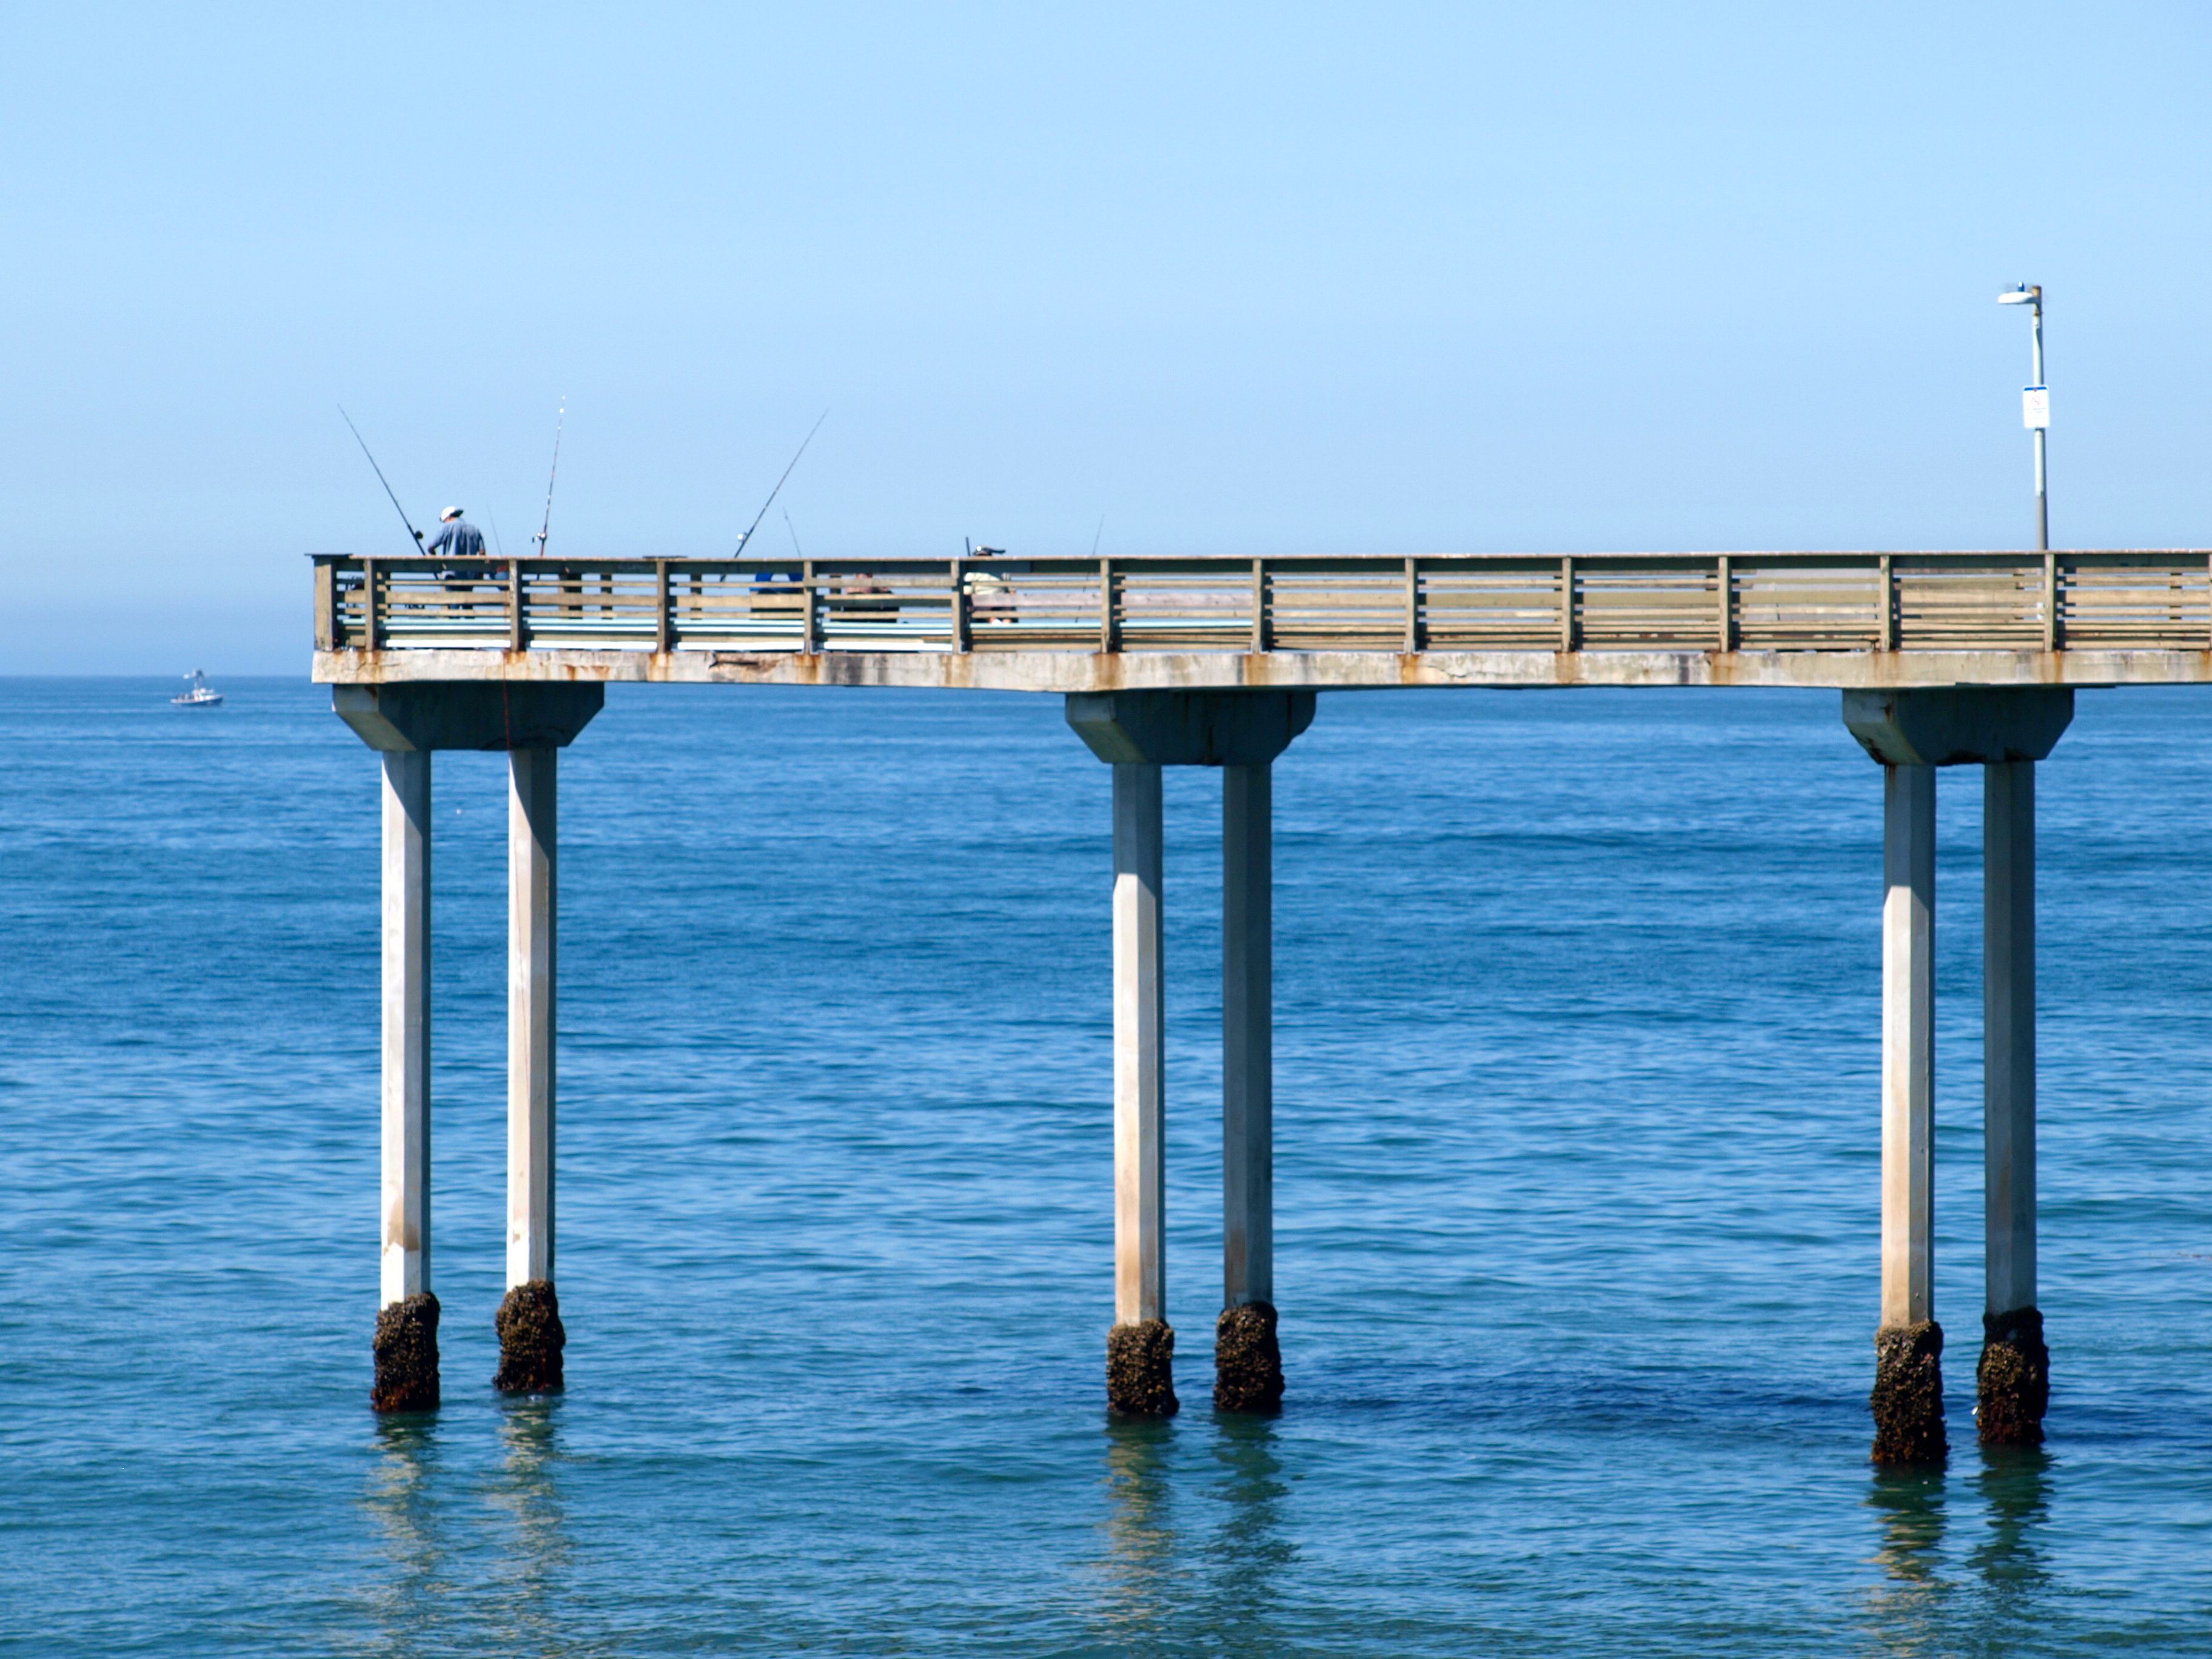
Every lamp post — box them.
[1999,284,2048,551]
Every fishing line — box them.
[338,405,424,551]
[733,410,829,557]
[532,401,566,556]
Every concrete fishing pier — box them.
[316,546,2212,1456]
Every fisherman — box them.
[419,506,485,562]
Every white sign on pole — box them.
[2022,386,2050,429]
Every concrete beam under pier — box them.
[333,680,604,752]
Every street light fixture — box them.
[1998,283,2048,551]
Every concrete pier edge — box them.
[493,1279,567,1394]
[371,1292,441,1412]
[1107,1320,1178,1416]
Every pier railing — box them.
[313,550,2212,658]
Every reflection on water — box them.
[486,1398,570,1653]
[1095,1414,1181,1641]
[1202,1413,1295,1654]
[1090,1411,1298,1655]
[1971,1444,2052,1594]
[362,1415,448,1654]
[1861,1467,1950,1655]
[357,1402,573,1656]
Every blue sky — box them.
[2,1,2205,671]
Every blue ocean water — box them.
[2,675,2209,1656]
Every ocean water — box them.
[2,675,2209,1657]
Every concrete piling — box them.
[337,683,601,1410]
[375,748,437,1411]
[1068,691,1315,1416]
[1109,760,1175,1414]
[1875,760,1945,1464]
[498,747,564,1393]
[1843,688,2072,1464]
[1218,761,1283,1412]
[1981,760,2047,1444]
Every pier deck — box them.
[313,549,2212,689]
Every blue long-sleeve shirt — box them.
[421,517,486,558]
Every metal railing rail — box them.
[312,551,2212,657]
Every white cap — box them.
[443,506,464,519]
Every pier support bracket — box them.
[333,681,604,753]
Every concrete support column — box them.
[1872,762,1946,1464]
[1981,760,2049,1444]
[1068,690,1315,1417]
[1843,687,2072,1463]
[1216,762,1284,1412]
[372,749,439,1412]
[1108,760,1176,1414]
[496,747,566,1393]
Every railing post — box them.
[1717,555,1735,652]
[1558,556,1577,653]
[1099,557,1119,654]
[951,558,971,653]
[1879,554,1897,651]
[655,559,672,654]
[315,562,337,652]
[1403,557,1421,654]
[509,558,527,652]
[364,558,382,651]
[1250,559,1269,654]
[801,558,817,656]
[2043,551,2059,653]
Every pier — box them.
[317,547,2212,1458]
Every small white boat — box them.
[172,669,223,708]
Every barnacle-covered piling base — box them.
[1871,1320,1948,1465]
[1977,1307,2049,1446]
[1213,1302,1284,1413]
[371,1292,441,1413]
[1107,1320,1179,1416]
[493,1280,567,1395]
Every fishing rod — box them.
[1090,514,1105,558]
[733,409,828,557]
[338,405,424,551]
[530,400,565,555]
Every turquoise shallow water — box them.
[2,676,2209,1655]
